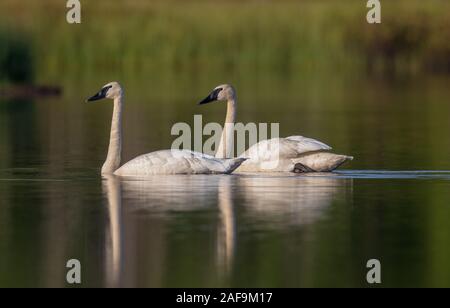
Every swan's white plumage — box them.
[240,136,332,162]
[199,84,353,173]
[114,150,245,176]
[236,136,349,172]
[285,136,332,151]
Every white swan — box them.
[87,82,246,176]
[199,84,353,173]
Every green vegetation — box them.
[345,1,450,75]
[0,0,449,88]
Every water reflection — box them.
[102,175,237,286]
[216,177,236,277]
[101,173,353,287]
[238,174,353,227]
[102,175,124,288]
[120,176,224,212]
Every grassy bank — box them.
[0,0,449,88]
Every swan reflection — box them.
[102,175,236,286]
[238,173,353,226]
[102,173,352,286]
[216,177,236,276]
[120,175,224,212]
[102,175,124,288]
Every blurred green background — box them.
[1,0,450,170]
[1,0,450,85]
[1,0,450,288]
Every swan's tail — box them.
[293,153,353,173]
[222,158,248,174]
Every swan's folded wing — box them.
[285,136,332,152]
[240,137,332,162]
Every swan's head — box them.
[86,81,123,102]
[198,84,236,105]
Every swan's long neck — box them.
[216,98,237,159]
[102,95,123,174]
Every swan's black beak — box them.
[198,88,222,105]
[86,86,111,102]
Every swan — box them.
[87,82,246,176]
[198,84,353,173]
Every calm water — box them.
[1,77,450,287]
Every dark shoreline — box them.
[0,84,62,99]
